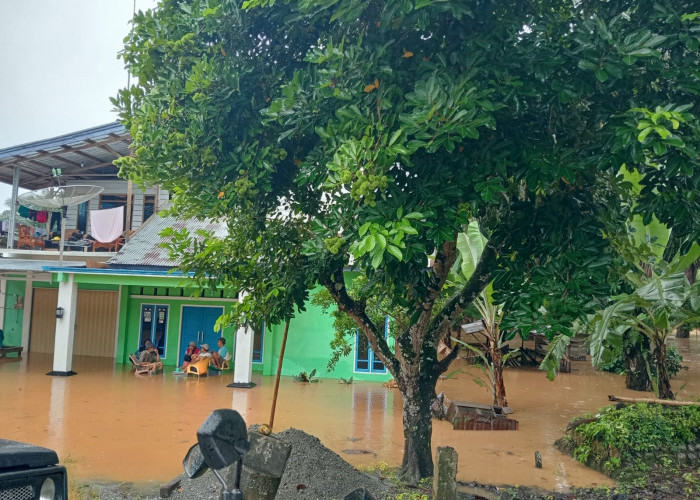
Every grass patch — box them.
[358,461,430,499]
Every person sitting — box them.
[181,341,200,371]
[190,343,212,363]
[210,338,229,368]
[138,340,163,373]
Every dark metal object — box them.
[183,409,251,500]
[183,444,208,479]
[197,409,250,470]
[0,439,68,499]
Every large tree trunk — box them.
[624,332,651,392]
[490,340,507,407]
[398,373,435,484]
[652,341,674,400]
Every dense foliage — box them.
[115,0,700,481]
[562,403,700,479]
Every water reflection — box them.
[0,333,697,491]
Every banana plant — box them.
[449,223,517,407]
[588,266,699,399]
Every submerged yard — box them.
[1,333,698,493]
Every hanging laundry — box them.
[50,212,61,232]
[36,211,48,223]
[89,206,124,243]
[18,206,29,218]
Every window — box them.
[252,323,264,363]
[139,304,168,357]
[77,201,88,233]
[143,195,156,222]
[355,316,388,373]
[99,194,134,230]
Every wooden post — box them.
[269,320,290,429]
[126,179,133,234]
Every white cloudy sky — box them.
[0,0,157,204]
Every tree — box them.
[115,0,700,482]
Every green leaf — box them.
[371,249,384,269]
[386,244,403,261]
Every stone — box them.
[243,432,292,477]
[433,446,458,500]
[159,477,180,498]
[535,451,542,469]
[233,432,292,500]
[344,487,377,499]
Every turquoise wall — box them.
[3,280,26,347]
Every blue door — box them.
[180,306,224,365]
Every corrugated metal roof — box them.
[0,259,86,273]
[0,122,131,190]
[108,213,227,269]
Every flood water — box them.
[1,333,698,492]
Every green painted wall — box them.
[263,295,393,382]
[117,285,237,367]
[3,280,26,347]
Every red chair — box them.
[17,225,45,250]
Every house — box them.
[0,124,393,383]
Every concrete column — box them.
[21,277,33,350]
[48,273,78,376]
[228,324,255,388]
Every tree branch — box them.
[426,240,499,341]
[404,239,458,364]
[433,343,460,381]
[319,266,399,376]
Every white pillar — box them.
[228,324,255,388]
[21,277,33,350]
[49,273,78,376]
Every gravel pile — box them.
[86,428,390,499]
[274,428,389,499]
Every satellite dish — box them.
[17,186,104,210]
[17,185,104,266]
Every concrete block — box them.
[433,446,457,500]
[242,432,292,477]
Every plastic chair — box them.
[186,357,210,378]
[129,353,162,375]
[209,353,232,374]
[18,225,45,250]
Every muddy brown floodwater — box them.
[1,333,698,492]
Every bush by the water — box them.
[557,403,700,481]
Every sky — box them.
[0,0,157,205]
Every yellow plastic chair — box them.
[209,353,232,374]
[186,357,210,378]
